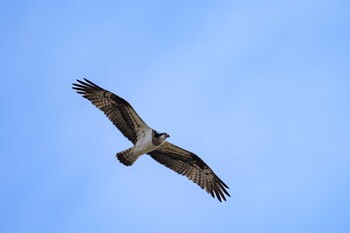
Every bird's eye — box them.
[154,130,161,137]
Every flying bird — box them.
[72,79,230,202]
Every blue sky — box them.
[1,0,349,232]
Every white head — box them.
[153,131,170,146]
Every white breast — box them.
[133,128,156,155]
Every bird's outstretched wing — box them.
[72,78,150,144]
[148,142,230,202]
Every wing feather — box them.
[148,142,230,202]
[72,78,149,144]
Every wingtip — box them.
[72,79,80,87]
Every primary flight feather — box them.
[72,79,230,202]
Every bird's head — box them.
[153,131,170,146]
[158,132,170,140]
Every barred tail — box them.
[116,148,139,166]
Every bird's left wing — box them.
[148,142,230,202]
[72,78,150,144]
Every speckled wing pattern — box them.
[148,142,230,202]
[72,79,149,144]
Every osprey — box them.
[72,79,230,202]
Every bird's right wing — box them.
[148,142,230,202]
[72,79,150,144]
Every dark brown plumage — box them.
[72,78,230,202]
[149,142,230,202]
[72,79,147,144]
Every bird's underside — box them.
[72,78,230,202]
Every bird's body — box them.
[127,128,156,159]
[117,129,169,166]
[72,79,230,202]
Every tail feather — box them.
[117,148,139,166]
